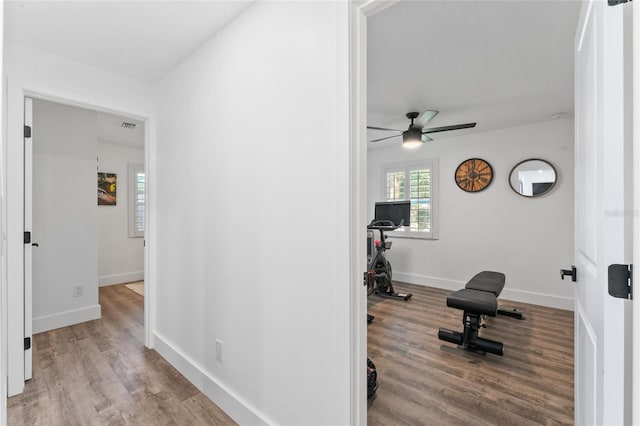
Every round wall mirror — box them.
[509,159,557,197]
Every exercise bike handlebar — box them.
[367,219,402,231]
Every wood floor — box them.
[9,282,573,425]
[367,282,574,425]
[8,284,236,426]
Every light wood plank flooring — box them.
[9,282,573,425]
[8,284,236,426]
[367,282,574,425]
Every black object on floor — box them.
[367,358,378,398]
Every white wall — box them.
[153,2,351,425]
[97,141,144,286]
[31,100,100,333]
[3,41,154,396]
[368,118,575,309]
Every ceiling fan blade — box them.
[367,125,404,132]
[369,134,402,143]
[422,134,433,143]
[422,122,476,134]
[415,110,439,127]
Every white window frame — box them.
[382,159,439,240]
[128,162,145,238]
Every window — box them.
[383,160,438,239]
[128,163,145,238]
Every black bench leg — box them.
[497,307,524,320]
[460,313,481,351]
[439,312,504,356]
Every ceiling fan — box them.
[367,110,476,148]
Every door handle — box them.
[31,243,38,247]
[560,265,577,282]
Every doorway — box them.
[353,2,637,424]
[28,99,148,335]
[15,95,148,395]
[363,2,577,424]
[353,2,640,424]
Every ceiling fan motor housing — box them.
[403,126,423,144]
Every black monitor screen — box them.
[374,200,411,227]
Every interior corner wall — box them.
[31,99,100,333]
[3,41,154,396]
[367,118,575,310]
[152,2,351,425]
[97,141,144,286]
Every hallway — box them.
[8,284,235,425]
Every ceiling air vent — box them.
[121,122,137,129]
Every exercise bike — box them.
[366,219,413,301]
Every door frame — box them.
[350,0,638,424]
[348,1,398,424]
[633,2,640,423]
[4,77,155,397]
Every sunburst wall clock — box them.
[455,158,494,193]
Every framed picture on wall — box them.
[98,172,117,205]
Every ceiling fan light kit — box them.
[402,127,423,148]
[367,110,477,147]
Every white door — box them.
[574,1,632,424]
[23,97,33,381]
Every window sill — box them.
[387,233,438,241]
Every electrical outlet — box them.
[73,285,84,298]
[216,339,223,362]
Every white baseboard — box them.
[393,272,465,292]
[153,332,270,426]
[393,272,574,311]
[498,288,574,311]
[99,271,144,287]
[33,304,101,334]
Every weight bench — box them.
[438,271,523,356]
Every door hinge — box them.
[24,231,31,244]
[23,125,31,138]
[24,337,31,350]
[608,264,633,300]
[363,271,368,287]
[608,0,631,5]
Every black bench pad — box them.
[446,289,497,316]
[465,271,505,296]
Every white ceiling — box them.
[97,112,145,148]
[6,0,254,147]
[367,1,581,149]
[5,1,580,150]
[5,0,254,83]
